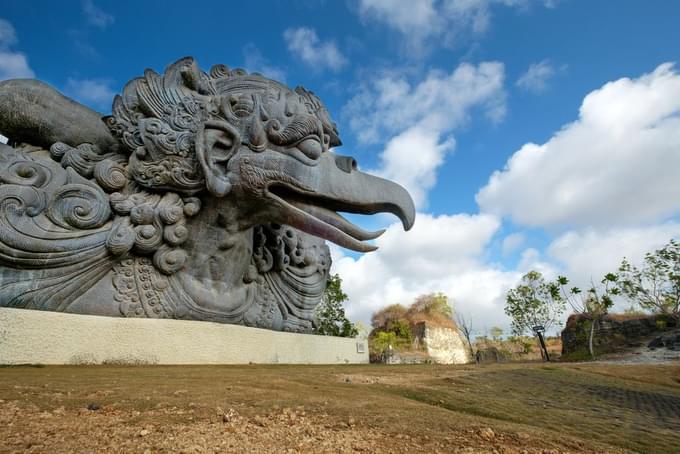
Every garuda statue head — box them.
[0,57,414,332]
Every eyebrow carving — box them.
[266,114,322,146]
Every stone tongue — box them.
[286,198,385,241]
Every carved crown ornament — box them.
[0,57,415,332]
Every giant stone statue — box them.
[0,57,414,332]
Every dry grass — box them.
[0,362,679,453]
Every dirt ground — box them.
[1,362,679,453]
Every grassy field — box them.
[1,362,679,453]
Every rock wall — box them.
[561,313,679,357]
[413,322,470,364]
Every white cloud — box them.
[356,0,549,56]
[242,44,286,82]
[501,232,525,255]
[65,78,115,110]
[516,59,555,93]
[345,61,505,208]
[332,212,520,330]
[82,0,114,29]
[283,27,347,72]
[374,126,455,207]
[477,63,680,227]
[0,18,34,80]
[346,62,506,144]
[0,18,17,47]
[548,223,680,287]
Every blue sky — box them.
[2,0,680,333]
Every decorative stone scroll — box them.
[0,57,415,332]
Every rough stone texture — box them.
[561,313,679,356]
[0,307,368,365]
[474,346,511,364]
[0,58,415,333]
[413,322,470,364]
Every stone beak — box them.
[242,151,416,252]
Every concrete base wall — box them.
[0,308,368,365]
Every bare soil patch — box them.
[1,362,679,453]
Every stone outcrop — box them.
[561,313,679,357]
[412,322,470,364]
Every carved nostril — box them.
[334,154,357,174]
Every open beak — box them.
[248,152,415,252]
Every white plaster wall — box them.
[0,308,368,365]
[424,325,470,364]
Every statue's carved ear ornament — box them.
[195,119,241,197]
[0,56,416,330]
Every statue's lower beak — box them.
[255,152,416,252]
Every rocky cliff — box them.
[561,313,679,359]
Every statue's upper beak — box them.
[248,151,416,252]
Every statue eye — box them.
[296,136,322,160]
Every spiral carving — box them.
[163,222,188,246]
[153,245,187,275]
[0,185,47,217]
[106,217,136,255]
[0,161,52,188]
[157,192,184,224]
[133,221,163,254]
[94,159,127,192]
[46,183,111,230]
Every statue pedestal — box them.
[0,308,368,365]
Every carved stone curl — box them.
[0,57,415,332]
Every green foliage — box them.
[406,292,453,325]
[370,331,398,354]
[504,271,566,337]
[490,326,503,341]
[557,274,619,316]
[617,239,680,314]
[371,303,409,333]
[314,274,358,337]
[369,292,456,357]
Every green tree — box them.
[371,304,409,333]
[406,292,453,326]
[557,273,619,358]
[314,274,358,337]
[369,331,399,357]
[617,239,680,314]
[490,326,503,341]
[505,271,565,360]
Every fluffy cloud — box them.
[477,63,680,227]
[356,0,549,56]
[332,213,520,329]
[345,61,505,207]
[374,126,455,207]
[0,18,34,80]
[516,59,555,93]
[548,223,680,287]
[346,62,506,143]
[501,232,526,256]
[82,0,114,29]
[283,27,347,72]
[64,78,115,110]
